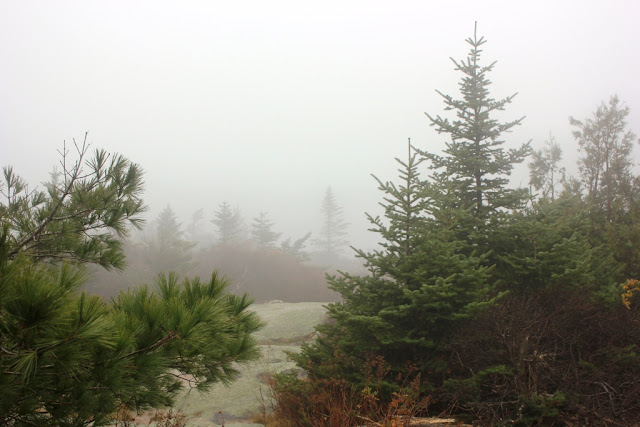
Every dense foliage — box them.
[0,142,263,425]
[276,25,640,426]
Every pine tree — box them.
[0,140,263,425]
[0,133,145,269]
[0,254,263,425]
[489,193,622,294]
[422,23,530,217]
[251,211,281,248]
[314,187,349,257]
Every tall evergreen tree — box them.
[298,141,495,383]
[314,187,349,257]
[251,211,281,248]
[422,23,530,217]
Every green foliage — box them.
[0,134,146,270]
[422,23,530,217]
[275,26,640,426]
[519,391,567,425]
[0,140,263,425]
[0,252,263,425]
[297,142,497,386]
[568,96,640,279]
[489,194,623,295]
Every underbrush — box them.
[268,355,430,426]
[441,291,640,425]
[269,291,640,426]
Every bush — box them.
[269,355,430,426]
[441,290,640,425]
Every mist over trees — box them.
[144,205,195,274]
[571,95,637,222]
[313,186,350,264]
[212,201,245,244]
[0,145,263,425]
[83,187,352,302]
[271,25,640,426]
[251,210,281,248]
[528,133,565,200]
[2,15,640,426]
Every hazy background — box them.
[2,0,639,252]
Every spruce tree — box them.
[251,210,281,248]
[145,205,195,275]
[212,201,244,244]
[299,141,495,382]
[422,23,530,217]
[314,187,349,257]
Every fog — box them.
[2,0,639,253]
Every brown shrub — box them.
[85,242,340,302]
[269,355,431,426]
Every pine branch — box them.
[8,134,89,259]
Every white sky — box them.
[1,0,639,251]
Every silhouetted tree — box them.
[570,95,638,221]
[528,133,565,200]
[281,232,312,262]
[144,205,195,274]
[314,187,349,257]
[251,211,281,248]
[212,201,244,244]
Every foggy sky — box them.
[1,0,639,252]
